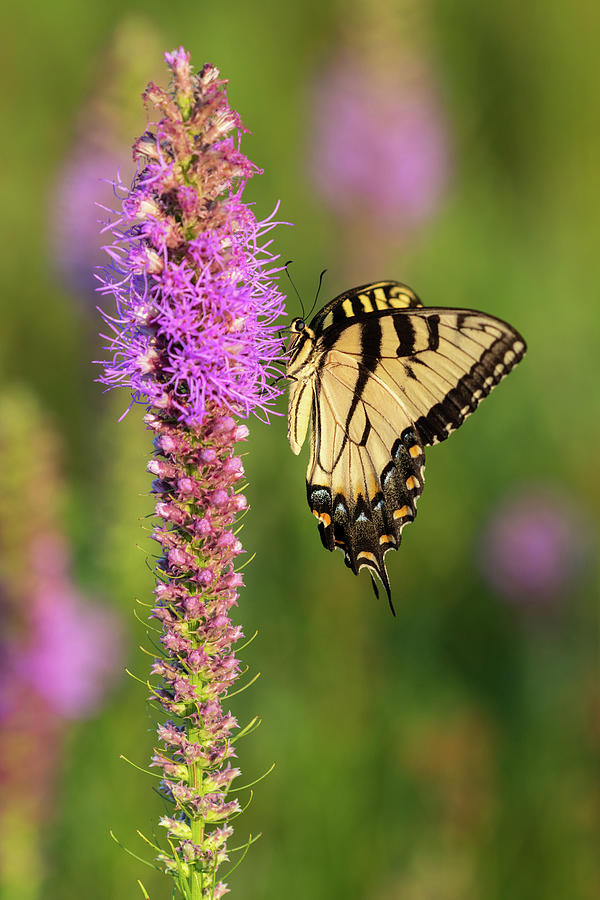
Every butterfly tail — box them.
[370,571,395,616]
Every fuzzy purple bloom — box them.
[480,488,586,605]
[17,534,120,719]
[97,55,286,425]
[97,48,287,897]
[310,53,449,229]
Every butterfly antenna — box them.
[283,260,305,319]
[306,268,328,320]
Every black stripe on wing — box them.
[411,323,527,446]
[392,313,440,354]
[393,316,416,356]
[338,318,381,455]
[314,317,383,471]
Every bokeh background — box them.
[1,1,599,898]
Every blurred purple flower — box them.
[51,147,133,297]
[0,391,121,724]
[480,488,587,604]
[310,54,449,229]
[18,534,121,719]
[49,16,162,304]
[0,386,122,895]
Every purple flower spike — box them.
[97,51,286,426]
[310,52,449,231]
[480,488,587,605]
[97,48,287,896]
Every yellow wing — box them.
[288,378,313,455]
[306,354,425,609]
[302,307,526,608]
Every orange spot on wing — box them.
[313,510,331,527]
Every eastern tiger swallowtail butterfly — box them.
[286,280,526,612]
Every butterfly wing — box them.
[320,307,527,446]
[288,378,313,455]
[309,280,422,334]
[307,356,425,609]
[289,283,527,608]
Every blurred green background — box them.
[1,0,599,898]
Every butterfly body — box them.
[286,281,526,610]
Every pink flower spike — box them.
[96,48,287,896]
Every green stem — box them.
[188,675,205,900]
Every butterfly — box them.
[286,280,526,612]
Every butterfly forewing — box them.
[287,281,526,608]
[309,280,422,334]
[320,308,526,446]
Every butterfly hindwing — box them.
[287,378,313,455]
[306,351,426,609]
[286,281,527,607]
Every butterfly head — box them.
[289,316,310,335]
[288,316,316,345]
[286,317,317,377]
